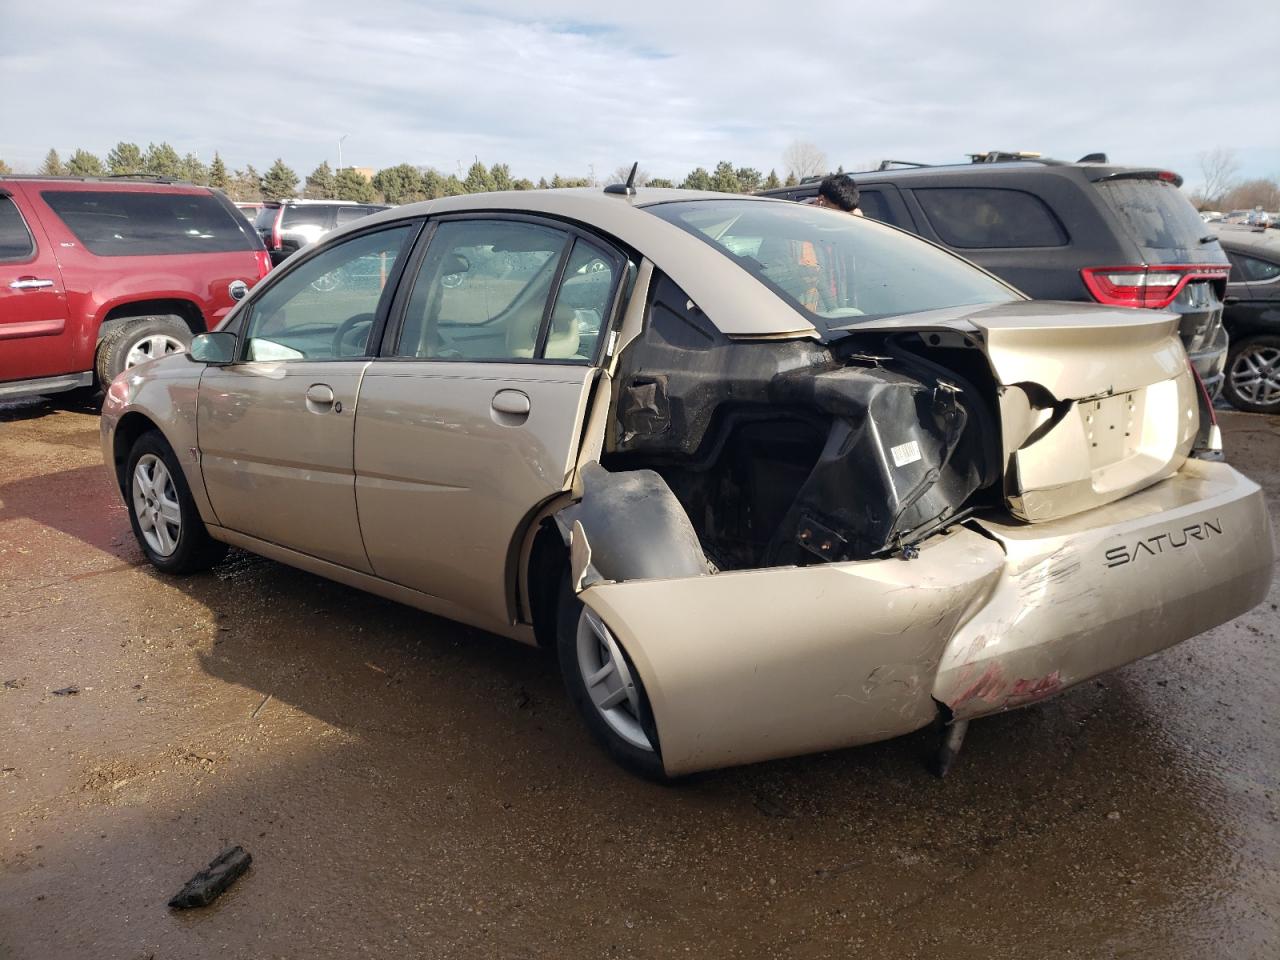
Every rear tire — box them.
[124,431,227,574]
[96,315,192,386]
[1223,335,1280,414]
[555,571,670,781]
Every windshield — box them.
[647,199,1017,331]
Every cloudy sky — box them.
[3,0,1277,189]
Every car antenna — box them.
[604,162,639,196]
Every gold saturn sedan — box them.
[102,186,1274,779]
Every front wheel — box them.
[556,573,670,781]
[1223,335,1280,414]
[125,432,227,574]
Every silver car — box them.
[102,188,1274,779]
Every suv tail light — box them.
[270,207,284,251]
[1080,264,1230,309]
[254,250,272,279]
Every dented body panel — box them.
[578,460,1272,775]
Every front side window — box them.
[394,219,577,361]
[0,197,35,261]
[648,199,1017,333]
[242,225,414,361]
[40,190,252,256]
[914,187,1068,248]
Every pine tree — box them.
[784,172,798,187]
[463,160,495,193]
[763,169,782,190]
[66,149,105,177]
[420,168,445,199]
[334,167,377,203]
[41,149,65,176]
[680,167,713,191]
[735,167,763,193]
[304,161,338,199]
[144,142,183,178]
[536,177,549,190]
[231,166,263,202]
[489,163,513,191]
[370,163,422,203]
[511,178,535,191]
[261,158,299,199]
[710,161,743,193]
[181,153,208,184]
[647,177,674,188]
[208,153,230,190]
[107,142,144,176]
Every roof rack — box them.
[876,160,931,171]
[0,173,192,185]
[968,151,1046,164]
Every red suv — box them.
[0,176,271,401]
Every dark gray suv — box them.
[760,154,1231,399]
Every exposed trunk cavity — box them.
[592,276,1003,572]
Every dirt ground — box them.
[1,401,1277,960]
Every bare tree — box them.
[1197,148,1240,207]
[611,164,650,187]
[782,140,828,181]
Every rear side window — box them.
[914,187,1068,248]
[0,196,35,261]
[40,190,252,256]
[335,206,375,226]
[1228,252,1280,283]
[1094,179,1209,257]
[281,206,332,230]
[856,189,892,224]
[254,206,279,230]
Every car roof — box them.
[0,174,213,194]
[757,160,1180,193]
[353,188,825,337]
[1213,224,1280,258]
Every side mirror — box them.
[189,331,238,365]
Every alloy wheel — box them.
[575,608,654,752]
[132,454,182,556]
[1229,343,1280,408]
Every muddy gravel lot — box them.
[1,401,1277,959]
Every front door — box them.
[0,186,71,386]
[198,222,417,570]
[355,217,625,629]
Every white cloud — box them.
[1,0,1277,187]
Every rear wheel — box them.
[125,432,227,574]
[1223,335,1280,414]
[96,315,192,386]
[555,572,669,781]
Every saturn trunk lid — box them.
[845,299,1199,523]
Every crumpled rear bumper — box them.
[579,460,1273,776]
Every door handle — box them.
[491,389,531,416]
[305,383,337,413]
[9,277,55,290]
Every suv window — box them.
[914,187,1067,248]
[280,205,332,230]
[243,224,414,361]
[394,219,573,361]
[253,206,280,230]
[1093,179,1209,257]
[1228,251,1280,283]
[40,190,251,256]
[0,197,35,261]
[856,189,892,224]
[650,199,1016,331]
[335,206,375,226]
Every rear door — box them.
[0,184,72,386]
[354,216,625,630]
[198,222,418,570]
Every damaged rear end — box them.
[556,199,1273,776]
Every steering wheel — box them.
[331,313,375,357]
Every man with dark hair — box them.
[810,173,862,216]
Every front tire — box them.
[125,432,227,574]
[555,572,670,781]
